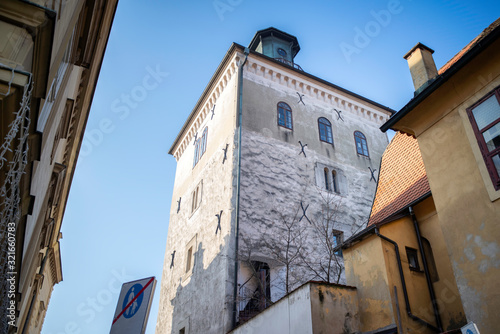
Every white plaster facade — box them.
[157,29,392,334]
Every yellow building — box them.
[0,1,118,333]
[343,17,500,334]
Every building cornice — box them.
[243,55,393,126]
[169,44,242,160]
[169,43,395,161]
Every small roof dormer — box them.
[248,27,300,65]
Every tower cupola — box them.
[248,27,301,69]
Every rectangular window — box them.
[190,181,203,214]
[184,234,197,279]
[406,247,420,271]
[185,247,193,274]
[332,231,343,256]
[467,86,500,190]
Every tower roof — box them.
[248,27,301,58]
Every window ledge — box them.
[356,153,370,160]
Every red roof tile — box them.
[368,132,430,226]
[438,17,500,75]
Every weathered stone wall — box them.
[157,50,392,333]
[156,60,240,334]
[237,66,390,301]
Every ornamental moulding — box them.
[173,56,239,160]
[244,57,389,125]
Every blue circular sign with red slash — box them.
[122,283,144,318]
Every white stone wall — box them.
[156,57,240,334]
[236,59,390,302]
[158,51,391,333]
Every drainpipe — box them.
[409,206,443,332]
[232,47,250,329]
[375,228,440,332]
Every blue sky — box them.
[41,1,499,333]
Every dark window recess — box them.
[422,238,439,282]
[318,117,333,144]
[332,231,343,256]
[466,86,500,190]
[322,167,339,193]
[354,131,369,157]
[186,247,193,273]
[332,170,338,193]
[191,184,201,214]
[406,247,420,271]
[179,328,185,334]
[324,168,330,190]
[277,102,293,129]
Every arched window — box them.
[332,170,338,193]
[324,168,330,190]
[277,102,292,129]
[354,131,369,157]
[193,127,208,167]
[318,117,333,144]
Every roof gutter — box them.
[381,23,500,133]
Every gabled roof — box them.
[368,131,430,226]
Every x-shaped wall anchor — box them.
[215,210,223,234]
[222,144,229,164]
[170,250,176,268]
[211,104,216,120]
[297,92,305,105]
[298,141,307,157]
[368,167,377,183]
[193,132,198,145]
[299,201,311,223]
[334,109,344,122]
[177,197,182,213]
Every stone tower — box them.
[156,28,393,334]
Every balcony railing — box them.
[273,57,303,71]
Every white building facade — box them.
[156,28,393,334]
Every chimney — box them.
[404,43,438,95]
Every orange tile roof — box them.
[368,132,430,226]
[439,17,500,75]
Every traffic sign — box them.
[110,276,156,334]
[461,322,480,334]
